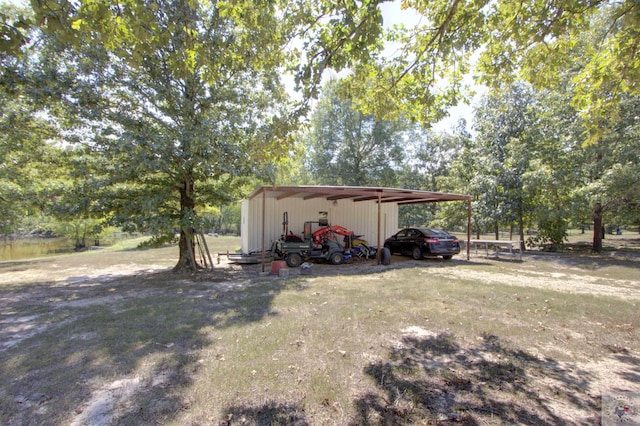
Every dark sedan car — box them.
[384,227,461,260]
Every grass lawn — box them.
[1,235,639,425]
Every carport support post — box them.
[467,199,471,260]
[377,190,382,265]
[261,188,266,273]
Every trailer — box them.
[219,250,274,264]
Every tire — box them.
[442,255,453,260]
[329,251,343,265]
[384,243,393,254]
[381,247,391,265]
[411,246,423,260]
[285,252,303,268]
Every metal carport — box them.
[243,185,472,269]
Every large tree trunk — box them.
[592,202,603,253]
[174,175,198,272]
[174,227,196,271]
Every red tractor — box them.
[272,214,362,267]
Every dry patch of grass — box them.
[1,236,639,425]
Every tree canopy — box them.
[302,78,406,187]
[18,0,308,269]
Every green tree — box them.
[603,96,640,232]
[0,4,32,58]
[303,78,406,186]
[38,144,112,248]
[397,121,469,228]
[573,94,640,250]
[519,87,583,250]
[426,119,475,231]
[478,0,640,137]
[28,0,307,270]
[534,7,640,251]
[471,82,540,246]
[338,0,487,126]
[23,0,396,271]
[1,5,59,236]
[200,202,241,235]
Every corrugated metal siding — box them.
[241,195,398,253]
[241,199,249,253]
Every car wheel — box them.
[286,253,303,268]
[383,243,393,254]
[442,255,453,260]
[329,251,343,265]
[381,247,391,265]
[411,246,423,260]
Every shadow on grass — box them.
[213,331,609,425]
[222,401,309,426]
[527,251,640,271]
[0,258,53,271]
[615,353,640,385]
[523,238,640,269]
[0,269,286,425]
[350,333,600,425]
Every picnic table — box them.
[470,239,523,261]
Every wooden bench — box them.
[469,239,523,261]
